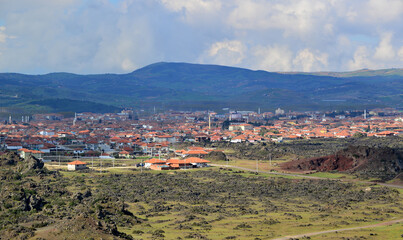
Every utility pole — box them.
[56,146,60,166]
[269,153,272,167]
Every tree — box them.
[353,132,367,138]
[222,119,230,130]
[259,128,268,137]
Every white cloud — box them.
[348,46,374,70]
[161,0,220,13]
[160,0,222,24]
[293,49,328,72]
[199,40,246,66]
[374,33,395,61]
[227,0,329,36]
[0,26,7,43]
[0,0,403,73]
[347,33,403,70]
[0,26,15,43]
[398,46,403,60]
[252,45,293,71]
[367,0,403,22]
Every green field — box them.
[56,168,403,239]
[2,153,402,240]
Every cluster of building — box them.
[0,108,401,170]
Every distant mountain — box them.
[0,62,402,114]
[286,68,403,78]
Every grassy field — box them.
[113,169,403,239]
[37,156,403,240]
[52,167,403,240]
[309,222,403,240]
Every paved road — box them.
[210,164,403,189]
[270,218,403,240]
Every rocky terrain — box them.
[0,152,135,240]
[176,136,403,161]
[281,146,403,181]
[0,148,402,239]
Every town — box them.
[1,107,402,171]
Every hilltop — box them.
[0,62,402,114]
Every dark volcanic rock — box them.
[24,194,45,211]
[281,145,403,181]
[17,156,44,174]
[0,152,20,166]
[205,151,227,161]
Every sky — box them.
[0,0,403,74]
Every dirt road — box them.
[270,218,403,240]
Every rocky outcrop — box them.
[281,146,403,181]
[205,151,227,161]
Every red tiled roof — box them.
[145,158,166,164]
[68,160,87,165]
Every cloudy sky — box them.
[0,0,403,74]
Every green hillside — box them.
[0,62,402,114]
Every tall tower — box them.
[209,113,211,130]
[73,112,77,126]
[364,109,367,120]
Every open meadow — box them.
[1,149,402,240]
[50,166,403,239]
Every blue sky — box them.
[0,0,402,74]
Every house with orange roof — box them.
[182,149,208,158]
[17,148,44,159]
[154,134,176,143]
[166,158,193,169]
[67,160,88,171]
[210,135,222,142]
[119,150,131,159]
[374,131,396,137]
[144,158,166,168]
[6,142,23,150]
[231,134,247,143]
[183,157,211,168]
[149,164,173,170]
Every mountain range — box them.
[0,62,402,114]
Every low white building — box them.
[67,160,88,171]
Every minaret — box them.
[8,115,12,124]
[364,109,367,120]
[73,112,77,126]
[209,113,211,130]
